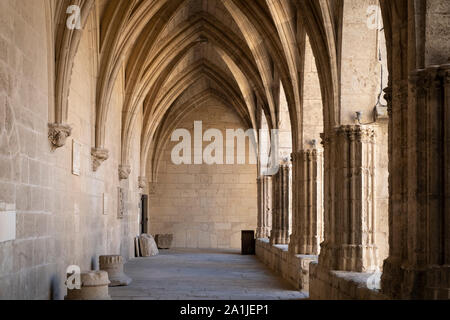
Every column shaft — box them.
[257,176,273,239]
[289,150,324,255]
[382,64,450,299]
[270,164,291,245]
[319,125,379,272]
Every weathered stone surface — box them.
[155,234,173,249]
[289,149,323,256]
[319,126,380,273]
[91,148,109,172]
[256,239,316,291]
[65,271,111,300]
[109,249,308,300]
[48,123,72,149]
[118,165,131,180]
[139,234,159,257]
[256,175,272,239]
[99,255,132,287]
[270,163,291,246]
[138,176,147,189]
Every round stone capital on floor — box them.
[65,271,111,300]
[99,255,132,287]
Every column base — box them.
[270,229,289,245]
[425,265,450,300]
[337,244,379,273]
[381,257,427,299]
[256,227,270,239]
[288,234,320,256]
[318,242,379,273]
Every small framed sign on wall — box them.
[103,193,108,215]
[72,139,82,176]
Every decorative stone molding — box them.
[48,123,72,149]
[257,175,273,239]
[289,149,324,256]
[319,125,378,273]
[270,163,291,245]
[99,255,132,287]
[118,165,131,180]
[138,176,147,189]
[91,148,109,172]
[65,271,111,300]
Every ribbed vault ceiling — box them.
[93,0,297,176]
[55,0,348,177]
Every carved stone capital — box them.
[335,125,376,144]
[91,148,109,172]
[118,165,131,180]
[48,123,72,149]
[138,176,147,189]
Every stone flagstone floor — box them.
[110,249,308,300]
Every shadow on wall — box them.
[91,256,98,271]
[50,274,62,301]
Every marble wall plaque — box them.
[72,140,82,176]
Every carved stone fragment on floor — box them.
[139,234,159,257]
[99,255,132,287]
[65,271,111,300]
[155,234,173,249]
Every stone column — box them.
[270,163,291,245]
[256,177,264,238]
[382,64,450,299]
[319,125,378,272]
[289,149,324,255]
[257,175,273,239]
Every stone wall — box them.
[256,239,316,291]
[302,36,323,147]
[0,1,141,300]
[149,103,257,249]
[309,262,388,300]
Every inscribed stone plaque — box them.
[103,193,108,215]
[72,140,82,176]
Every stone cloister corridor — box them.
[0,0,449,303]
[109,249,307,300]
